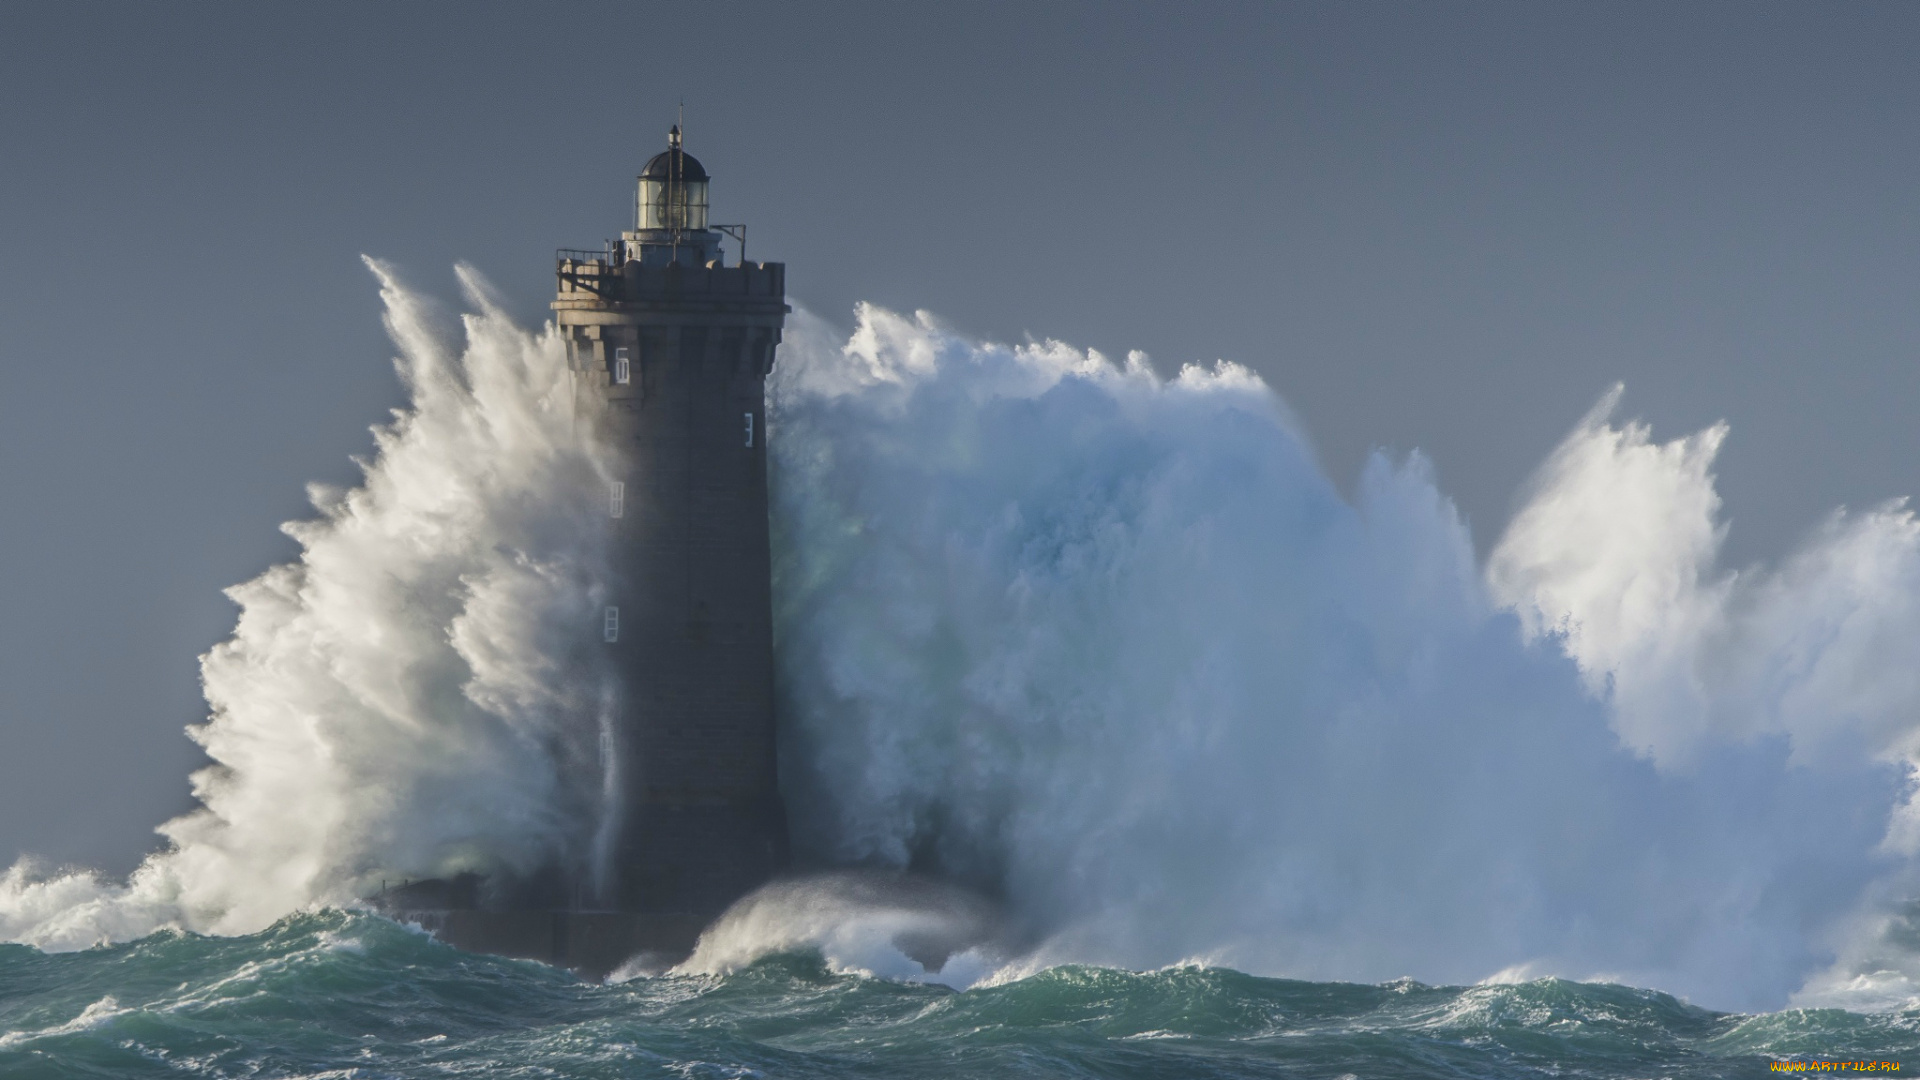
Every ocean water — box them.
[1,910,1900,1080]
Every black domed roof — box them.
[640,148,708,182]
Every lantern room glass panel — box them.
[637,178,709,230]
[680,180,708,229]
[636,179,663,229]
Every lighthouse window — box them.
[744,412,754,448]
[603,606,620,643]
[609,481,625,519]
[613,348,630,385]
[599,727,614,763]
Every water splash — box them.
[0,262,615,947]
[669,870,1009,987]
[1490,383,1920,773]
[8,280,1920,1014]
[768,304,1920,1010]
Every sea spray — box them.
[1490,384,1920,773]
[6,281,1920,1014]
[768,304,1920,1010]
[669,870,1010,987]
[0,262,616,946]
[1488,388,1920,1009]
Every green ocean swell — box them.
[1,911,1910,1078]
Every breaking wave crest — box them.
[667,870,1009,987]
[7,278,1920,1013]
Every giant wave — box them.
[4,271,1920,1013]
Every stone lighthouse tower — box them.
[380,127,789,976]
[553,126,790,949]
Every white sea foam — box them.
[6,279,1920,1013]
[0,995,125,1049]
[671,870,1007,987]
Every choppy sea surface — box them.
[0,911,1909,1079]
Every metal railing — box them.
[556,246,623,299]
[556,246,622,267]
[710,224,747,265]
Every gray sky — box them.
[4,2,1918,874]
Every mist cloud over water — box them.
[5,275,1920,1012]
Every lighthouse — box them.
[554,125,791,930]
[383,126,790,976]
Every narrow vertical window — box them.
[744,412,754,448]
[599,728,614,763]
[603,606,620,643]
[609,480,625,519]
[613,347,630,385]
